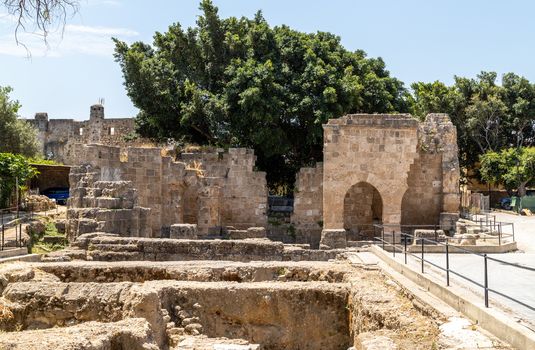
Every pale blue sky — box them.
[1,0,534,120]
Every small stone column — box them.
[319,229,347,250]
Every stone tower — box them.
[88,104,104,143]
[90,104,105,120]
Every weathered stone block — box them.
[170,224,198,240]
[320,229,347,250]
[440,213,459,233]
[413,229,444,245]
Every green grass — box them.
[29,220,66,254]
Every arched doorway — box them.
[343,182,383,240]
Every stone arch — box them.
[343,182,383,240]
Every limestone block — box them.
[55,219,67,234]
[320,229,347,250]
[227,230,249,240]
[440,212,459,233]
[413,229,444,245]
[458,234,478,246]
[169,224,198,240]
[355,332,398,350]
[246,227,267,239]
[443,193,460,213]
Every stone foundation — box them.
[0,259,461,350]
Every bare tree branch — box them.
[3,0,79,47]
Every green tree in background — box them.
[0,153,38,208]
[480,147,535,197]
[113,0,407,191]
[410,72,535,172]
[0,86,40,158]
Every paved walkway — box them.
[384,211,535,328]
[386,242,535,330]
[492,211,535,253]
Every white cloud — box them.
[0,20,138,58]
[84,0,122,7]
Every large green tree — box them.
[410,72,535,172]
[113,0,407,191]
[480,147,535,197]
[0,86,40,158]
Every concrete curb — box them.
[0,248,28,259]
[371,245,535,350]
[0,253,41,264]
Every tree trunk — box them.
[518,181,528,197]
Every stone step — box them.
[89,243,140,252]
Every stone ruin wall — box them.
[291,113,460,242]
[66,165,152,240]
[67,144,268,239]
[290,163,323,247]
[27,104,145,164]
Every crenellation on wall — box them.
[26,104,140,164]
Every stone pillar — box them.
[197,182,221,236]
[430,114,461,213]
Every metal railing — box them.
[0,206,30,251]
[373,225,535,315]
[370,222,514,247]
[460,209,516,241]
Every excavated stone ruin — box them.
[0,254,456,350]
[0,256,450,350]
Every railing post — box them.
[392,231,395,257]
[19,223,22,248]
[512,224,515,242]
[1,224,3,251]
[434,225,437,242]
[421,235,424,274]
[404,233,407,264]
[382,228,385,250]
[498,223,502,246]
[446,240,450,286]
[484,254,489,308]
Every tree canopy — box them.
[409,72,535,171]
[480,147,535,196]
[114,1,535,191]
[113,0,407,191]
[0,86,40,158]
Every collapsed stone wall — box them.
[68,144,267,237]
[292,113,461,243]
[66,165,152,240]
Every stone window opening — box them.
[79,128,83,136]
[109,127,115,136]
